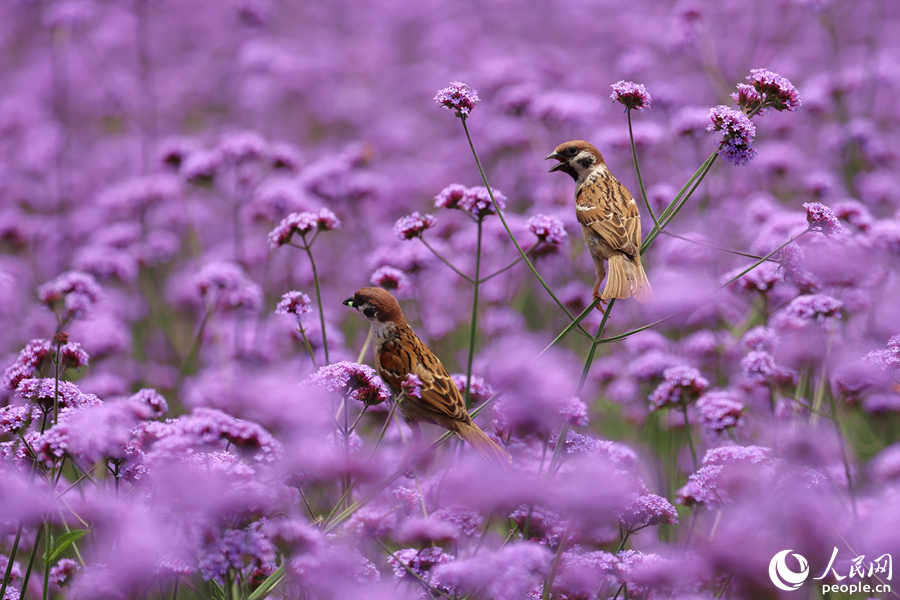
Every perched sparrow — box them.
[546,140,652,307]
[343,287,511,468]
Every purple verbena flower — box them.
[217,130,268,164]
[648,366,709,410]
[0,405,31,434]
[2,339,52,390]
[460,186,507,219]
[697,390,745,432]
[267,209,341,248]
[451,374,495,404]
[618,493,679,530]
[275,290,313,321]
[741,326,779,352]
[784,293,843,324]
[49,558,78,588]
[16,378,101,413]
[388,546,454,581]
[741,350,776,380]
[746,68,802,112]
[433,506,484,537]
[610,81,652,111]
[395,517,460,545]
[526,214,568,245]
[394,212,437,241]
[198,523,276,586]
[803,202,843,236]
[400,374,423,399]
[129,389,169,417]
[776,243,806,283]
[434,82,480,117]
[303,361,391,406]
[434,184,468,210]
[180,149,222,183]
[730,83,765,115]
[194,262,263,312]
[370,266,412,298]
[37,271,103,321]
[707,105,757,166]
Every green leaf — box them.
[247,564,285,600]
[43,529,89,564]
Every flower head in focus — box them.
[610,81,652,111]
[434,82,480,118]
[707,106,757,166]
[802,202,842,236]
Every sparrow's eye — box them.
[363,306,376,318]
[567,146,578,156]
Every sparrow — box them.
[343,287,511,468]
[546,140,652,307]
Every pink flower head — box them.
[527,214,568,244]
[393,212,437,241]
[370,266,412,299]
[267,209,341,248]
[303,361,391,406]
[802,202,843,236]
[707,105,757,166]
[746,68,802,112]
[610,81,652,111]
[275,290,313,321]
[400,374,423,399]
[648,366,709,410]
[434,81,480,117]
[37,271,104,321]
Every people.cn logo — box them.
[769,550,811,591]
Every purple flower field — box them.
[2,1,899,599]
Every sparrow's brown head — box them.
[343,287,406,324]
[546,140,606,181]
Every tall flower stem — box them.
[627,108,661,230]
[463,219,483,407]
[460,117,593,340]
[299,235,330,365]
[0,522,24,600]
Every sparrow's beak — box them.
[545,152,566,172]
[342,297,356,308]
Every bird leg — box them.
[592,280,610,313]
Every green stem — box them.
[541,527,570,600]
[661,230,771,261]
[419,237,474,283]
[298,325,318,370]
[681,395,698,471]
[300,236,330,365]
[19,522,44,600]
[464,219,484,407]
[460,117,593,340]
[627,109,661,231]
[42,520,51,600]
[0,522,24,600]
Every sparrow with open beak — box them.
[343,287,511,468]
[547,140,652,308]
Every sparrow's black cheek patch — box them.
[578,157,595,169]
[363,306,376,318]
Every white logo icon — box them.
[769,550,810,591]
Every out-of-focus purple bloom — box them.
[275,290,313,321]
[618,493,679,530]
[746,68,802,112]
[864,334,900,370]
[37,271,103,321]
[672,106,712,137]
[432,542,550,600]
[303,361,391,406]
[870,443,900,484]
[433,506,484,537]
[393,486,422,517]
[451,374,495,404]
[346,505,399,538]
[434,184,467,210]
[194,262,263,312]
[697,390,745,432]
[400,374,422,399]
[559,396,589,426]
[648,366,709,410]
[217,130,268,164]
[724,262,782,293]
[198,523,276,586]
[49,558,78,588]
[434,82,480,117]
[180,149,222,183]
[36,401,144,464]
[784,293,843,325]
[526,214,567,245]
[129,388,169,417]
[741,326,779,352]
[395,516,459,545]
[741,350,776,380]
[370,266,412,299]
[707,105,757,166]
[267,208,341,248]
[802,201,843,236]
[388,546,454,582]
[158,136,203,170]
[832,199,873,232]
[394,212,436,241]
[610,81,652,111]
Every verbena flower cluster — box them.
[1,3,898,600]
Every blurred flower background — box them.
[1,0,899,598]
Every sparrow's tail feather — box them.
[604,254,653,303]
[457,423,512,468]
